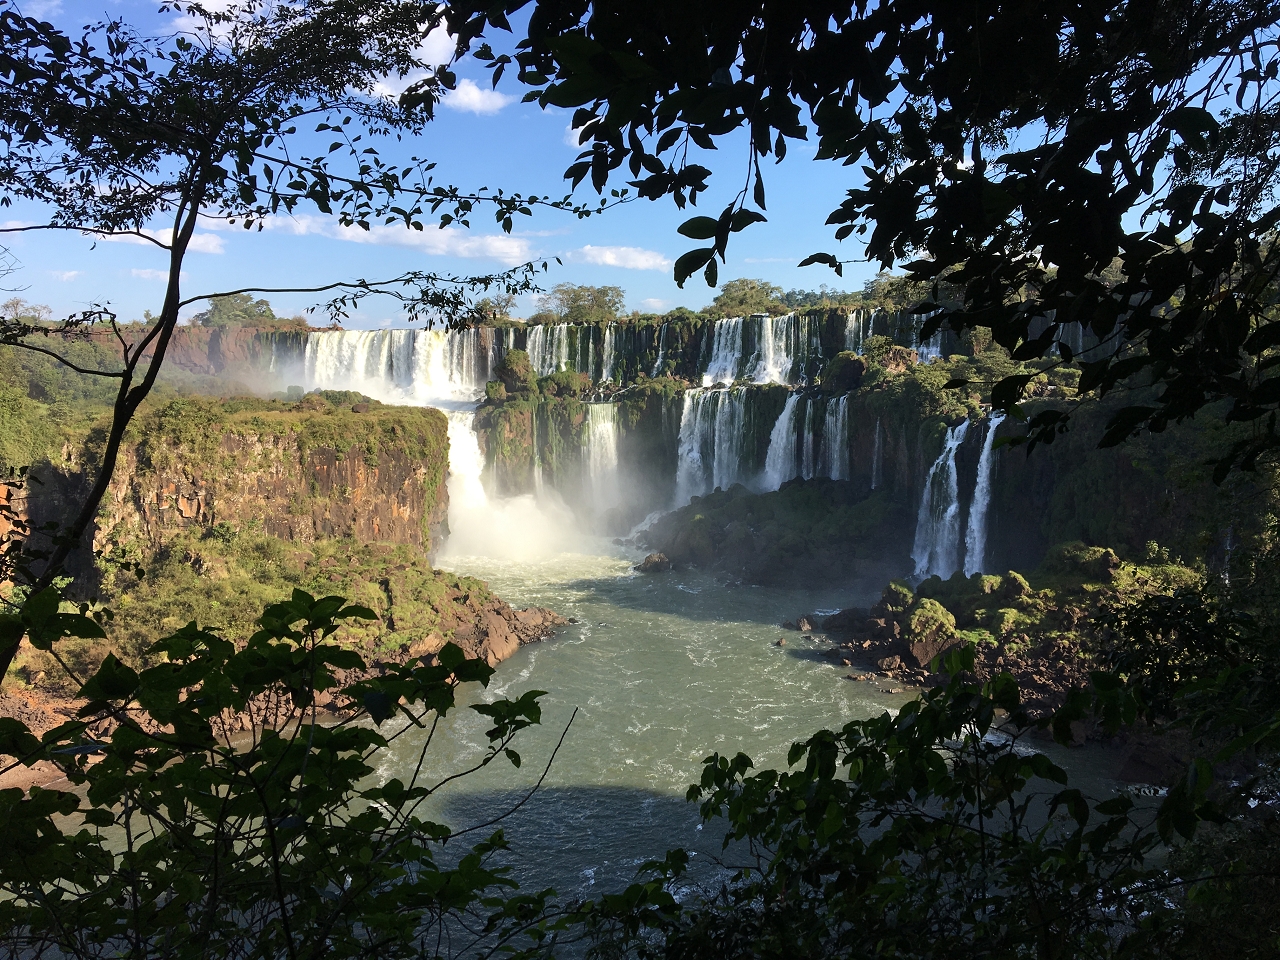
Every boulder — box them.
[796,615,816,633]
[634,552,672,573]
[821,607,868,634]
[903,598,960,668]
[876,655,902,671]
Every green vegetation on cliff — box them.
[8,533,493,696]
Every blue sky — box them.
[3,1,883,328]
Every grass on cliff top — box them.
[8,531,495,696]
[119,393,449,473]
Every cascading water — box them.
[910,421,970,580]
[527,324,570,376]
[844,310,869,353]
[304,327,585,557]
[761,393,802,490]
[601,325,617,382]
[651,323,669,377]
[305,328,493,404]
[962,412,1006,577]
[583,403,621,515]
[913,315,945,364]
[753,313,821,384]
[702,319,745,386]
[800,398,821,480]
[819,395,850,481]
[871,418,883,490]
[674,389,752,503]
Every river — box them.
[302,326,1129,903]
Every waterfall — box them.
[702,319,745,386]
[819,395,850,481]
[651,322,669,377]
[910,421,970,580]
[761,393,802,490]
[304,329,583,558]
[752,312,821,384]
[913,315,944,364]
[583,403,621,514]
[526,323,570,376]
[844,310,868,353]
[800,397,821,480]
[871,418,883,490]
[304,328,492,404]
[601,324,617,381]
[674,388,751,503]
[963,412,1006,577]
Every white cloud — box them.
[280,214,532,266]
[131,268,169,281]
[443,78,514,115]
[23,0,62,18]
[185,232,225,254]
[564,123,590,149]
[640,298,671,311]
[420,26,456,67]
[50,270,80,282]
[571,245,672,271]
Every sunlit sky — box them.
[4,1,882,329]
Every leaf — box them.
[729,209,766,232]
[0,717,41,761]
[942,378,969,390]
[798,252,842,276]
[674,247,715,287]
[77,653,139,703]
[677,216,718,240]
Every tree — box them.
[703,278,784,318]
[0,588,564,959]
[535,282,625,322]
[191,293,279,328]
[0,0,619,681]
[445,0,1280,473]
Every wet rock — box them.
[796,615,816,633]
[876,655,902,671]
[775,638,787,646]
[781,620,798,630]
[821,607,868,634]
[634,552,672,573]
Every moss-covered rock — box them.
[902,598,959,666]
[820,351,866,394]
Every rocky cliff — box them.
[91,394,450,562]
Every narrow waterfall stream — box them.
[911,421,970,579]
[964,412,1006,577]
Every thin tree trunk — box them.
[0,180,207,686]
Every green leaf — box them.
[674,247,715,287]
[729,209,766,232]
[78,653,139,703]
[677,216,718,239]
[0,717,41,761]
